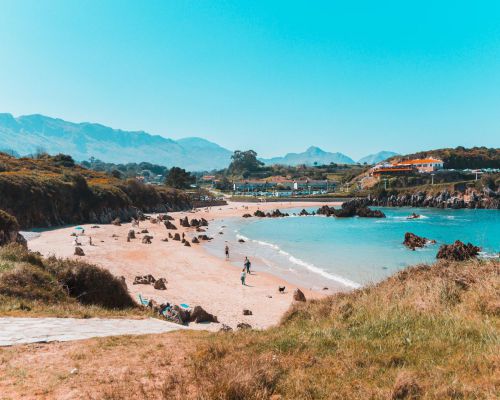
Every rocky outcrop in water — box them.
[317,199,386,218]
[403,232,435,250]
[436,240,481,261]
[367,188,499,209]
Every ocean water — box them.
[203,207,499,291]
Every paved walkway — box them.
[0,317,184,346]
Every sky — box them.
[0,1,499,159]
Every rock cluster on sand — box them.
[190,306,218,323]
[436,240,481,261]
[317,199,385,218]
[253,209,289,218]
[403,232,435,250]
[133,274,156,285]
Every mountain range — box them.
[0,113,397,170]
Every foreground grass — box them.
[0,244,146,319]
[1,255,498,399]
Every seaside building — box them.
[371,158,444,177]
[232,177,335,195]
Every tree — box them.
[165,167,195,189]
[227,150,264,176]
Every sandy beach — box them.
[28,201,342,331]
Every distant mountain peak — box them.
[261,147,355,166]
[357,151,399,165]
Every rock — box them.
[142,235,153,244]
[219,324,233,332]
[150,218,158,224]
[190,218,200,227]
[184,241,191,247]
[198,235,212,241]
[238,239,245,243]
[161,238,169,242]
[322,287,328,290]
[111,234,119,238]
[200,218,209,227]
[172,305,191,324]
[436,240,481,261]
[154,278,167,290]
[141,229,149,234]
[406,213,421,220]
[173,233,181,241]
[168,232,173,238]
[317,200,385,218]
[192,237,200,244]
[237,322,252,330]
[74,246,85,256]
[91,225,100,229]
[293,288,306,302]
[190,306,218,323]
[180,216,190,227]
[269,209,288,218]
[403,232,435,250]
[164,221,177,230]
[111,218,121,226]
[196,227,206,232]
[242,213,252,218]
[242,309,253,315]
[163,214,174,221]
[133,274,156,285]
[299,209,310,216]
[253,210,266,217]
[127,230,136,240]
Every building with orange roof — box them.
[392,158,443,173]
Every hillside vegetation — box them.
[391,146,500,169]
[0,152,191,228]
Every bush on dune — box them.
[0,244,136,312]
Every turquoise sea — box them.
[204,207,500,291]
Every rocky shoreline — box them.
[366,188,499,209]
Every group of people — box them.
[224,244,252,286]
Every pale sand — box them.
[28,201,342,331]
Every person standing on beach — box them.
[244,257,251,274]
[241,268,246,285]
[225,244,229,259]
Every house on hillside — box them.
[371,158,444,177]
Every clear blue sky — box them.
[1,1,499,159]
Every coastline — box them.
[27,201,343,331]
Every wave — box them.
[236,234,361,289]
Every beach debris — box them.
[111,218,121,226]
[403,232,435,250]
[238,239,245,243]
[391,371,422,400]
[70,368,79,375]
[278,286,286,294]
[127,230,136,240]
[184,240,191,247]
[242,213,252,218]
[141,229,149,234]
[173,233,181,241]
[219,324,233,332]
[237,322,252,330]
[219,231,224,235]
[192,237,200,244]
[142,235,153,244]
[153,278,167,290]
[74,246,85,256]
[190,306,218,323]
[293,288,306,302]
[164,220,177,230]
[133,274,156,285]
[242,309,253,316]
[172,305,191,324]
[436,240,481,261]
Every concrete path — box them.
[0,317,185,346]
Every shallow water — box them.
[204,207,499,291]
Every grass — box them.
[0,255,498,398]
[0,244,147,318]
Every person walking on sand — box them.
[241,268,247,285]
[244,256,251,274]
[225,244,230,259]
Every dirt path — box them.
[0,317,185,346]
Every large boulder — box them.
[299,209,310,216]
[190,306,218,323]
[436,240,481,261]
[173,233,181,241]
[74,246,85,256]
[403,232,435,250]
[127,230,136,240]
[164,221,177,230]
[133,274,156,285]
[192,237,200,244]
[142,235,153,244]
[293,288,306,302]
[254,210,266,217]
[180,216,190,227]
[242,213,252,218]
[200,218,209,227]
[153,278,167,290]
